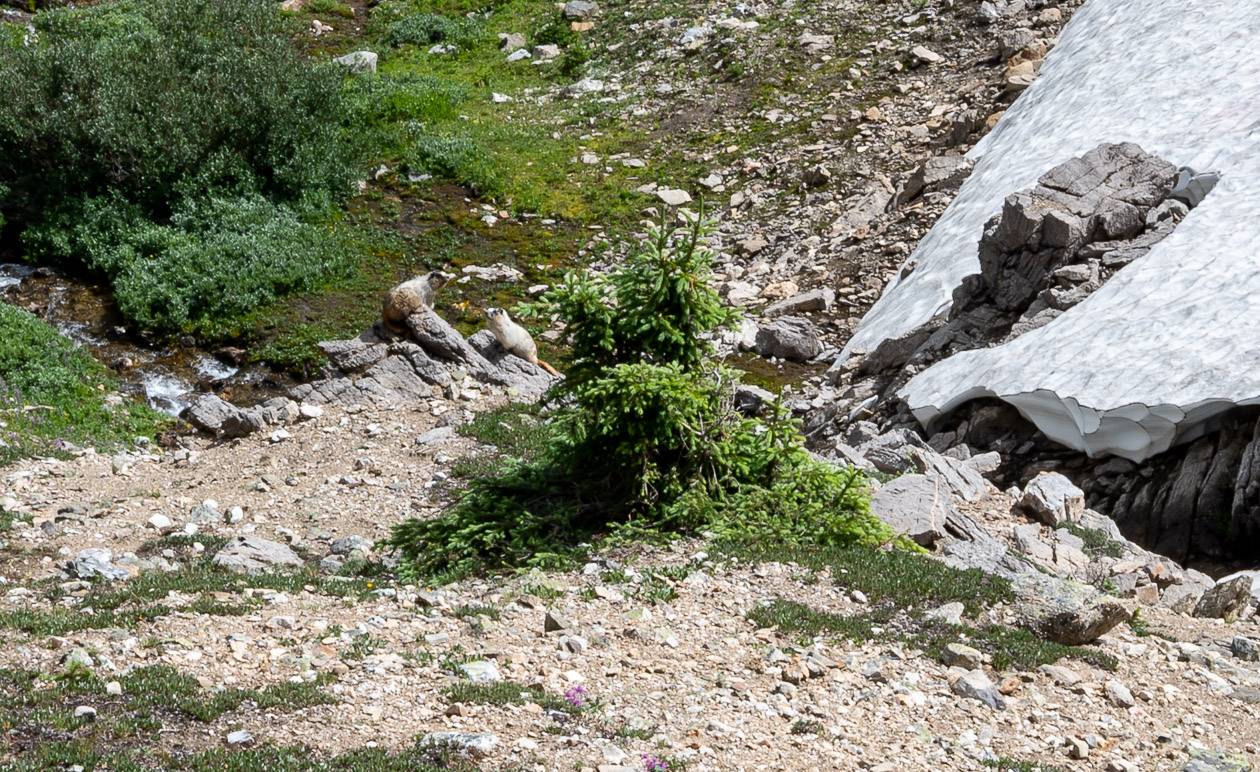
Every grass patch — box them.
[443,680,579,714]
[1059,522,1125,560]
[4,742,475,771]
[716,540,1011,616]
[451,402,554,478]
[0,564,381,635]
[0,303,165,463]
[452,604,500,620]
[0,665,335,765]
[983,760,1067,772]
[749,598,1117,673]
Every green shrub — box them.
[308,0,354,18]
[0,0,360,336]
[0,303,163,462]
[24,194,351,336]
[407,132,503,196]
[387,213,892,581]
[385,12,483,49]
[533,12,589,77]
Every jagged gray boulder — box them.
[895,155,974,206]
[951,669,1006,710]
[1194,575,1254,622]
[1011,571,1131,645]
[1016,472,1084,526]
[755,317,822,362]
[870,475,954,547]
[183,394,260,438]
[213,536,303,575]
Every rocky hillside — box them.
[2,0,1260,771]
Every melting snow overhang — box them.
[836,0,1260,462]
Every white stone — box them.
[655,188,692,206]
[146,514,174,532]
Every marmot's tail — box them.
[537,358,561,377]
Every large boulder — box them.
[755,317,822,362]
[1016,472,1085,526]
[1011,571,1131,645]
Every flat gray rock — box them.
[212,536,303,575]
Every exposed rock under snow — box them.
[836,0,1260,463]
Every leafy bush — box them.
[534,14,589,77]
[385,12,483,49]
[25,195,350,337]
[387,213,892,581]
[0,303,164,462]
[0,0,359,336]
[407,132,504,196]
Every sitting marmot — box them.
[381,270,454,333]
[485,307,560,376]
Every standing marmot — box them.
[381,270,454,332]
[485,307,560,376]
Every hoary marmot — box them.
[485,307,560,376]
[381,270,454,332]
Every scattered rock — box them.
[68,548,129,581]
[951,669,1005,710]
[458,660,501,683]
[1105,679,1136,708]
[562,0,598,20]
[655,188,692,206]
[941,643,984,670]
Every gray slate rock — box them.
[870,474,959,547]
[951,669,1006,710]
[1016,472,1084,525]
[212,536,303,574]
[562,0,598,19]
[330,535,373,556]
[69,549,129,582]
[1194,575,1254,622]
[896,156,974,206]
[763,289,835,318]
[755,317,823,362]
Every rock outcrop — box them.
[186,309,556,438]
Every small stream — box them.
[0,263,294,416]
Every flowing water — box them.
[0,263,292,416]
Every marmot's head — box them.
[485,307,508,324]
[427,270,455,289]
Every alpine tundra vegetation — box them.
[0,0,1258,769]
